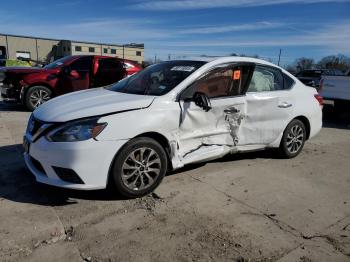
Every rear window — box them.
[283,73,295,89]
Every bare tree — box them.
[317,54,350,72]
[294,57,315,72]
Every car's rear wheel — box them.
[25,86,52,111]
[111,137,168,198]
[279,119,306,158]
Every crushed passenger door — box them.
[176,63,254,164]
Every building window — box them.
[63,47,66,52]
[136,51,142,56]
[16,51,31,60]
[111,49,116,54]
[75,46,82,52]
[89,47,95,53]
[103,48,108,54]
[68,47,71,51]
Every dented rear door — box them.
[242,65,294,145]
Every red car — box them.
[0,55,142,111]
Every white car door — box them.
[176,63,252,164]
[242,65,295,146]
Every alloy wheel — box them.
[286,125,304,154]
[30,89,51,108]
[121,147,161,191]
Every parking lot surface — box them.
[0,100,349,262]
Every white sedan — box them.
[23,57,322,197]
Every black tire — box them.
[25,86,52,111]
[111,137,168,198]
[279,119,306,158]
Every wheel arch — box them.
[24,83,55,97]
[106,131,174,189]
[292,115,311,140]
[22,83,55,103]
[135,132,173,170]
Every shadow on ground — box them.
[0,144,128,206]
[0,101,28,112]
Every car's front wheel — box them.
[279,119,306,158]
[111,137,168,198]
[25,86,52,111]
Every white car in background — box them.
[23,57,322,198]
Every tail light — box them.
[314,94,323,106]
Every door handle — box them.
[278,102,292,108]
[224,107,240,114]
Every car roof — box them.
[68,55,139,64]
[174,56,280,69]
[68,55,119,59]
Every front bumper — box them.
[24,136,128,190]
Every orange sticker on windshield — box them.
[233,70,241,80]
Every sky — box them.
[0,0,350,66]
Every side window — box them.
[184,65,253,99]
[70,57,93,72]
[283,73,295,89]
[93,59,125,87]
[247,66,284,92]
[98,59,123,72]
[189,66,234,98]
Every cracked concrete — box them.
[0,100,349,262]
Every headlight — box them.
[46,117,107,142]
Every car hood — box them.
[33,88,156,122]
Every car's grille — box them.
[52,166,85,184]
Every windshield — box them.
[44,56,73,69]
[106,60,206,96]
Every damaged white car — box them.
[24,57,322,197]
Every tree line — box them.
[285,54,350,74]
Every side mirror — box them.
[193,92,211,112]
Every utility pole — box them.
[168,54,171,60]
[278,49,282,66]
[154,54,157,63]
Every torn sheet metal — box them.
[169,92,288,168]
[172,99,246,166]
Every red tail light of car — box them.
[314,94,323,106]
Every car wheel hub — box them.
[286,125,304,154]
[121,147,161,191]
[30,89,50,108]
